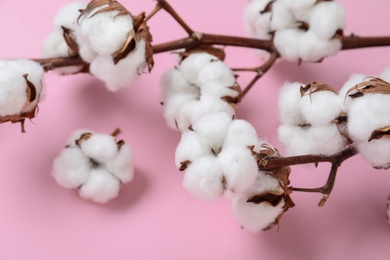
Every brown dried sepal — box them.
[78,0,130,21]
[221,83,243,107]
[23,74,37,105]
[61,26,79,56]
[179,46,226,61]
[75,132,93,147]
[300,81,337,97]
[369,126,390,142]
[0,108,37,133]
[260,0,274,14]
[346,77,390,99]
[333,112,353,145]
[179,160,191,171]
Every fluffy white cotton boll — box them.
[66,128,91,145]
[179,53,216,84]
[163,93,198,131]
[89,40,147,91]
[244,0,273,37]
[54,2,87,30]
[270,1,295,31]
[231,172,285,232]
[175,131,211,169]
[224,119,261,152]
[274,29,304,62]
[279,124,345,156]
[339,74,368,111]
[78,8,134,56]
[77,39,98,62]
[299,31,342,62]
[106,144,134,183]
[162,68,196,94]
[278,0,316,14]
[348,94,390,142]
[43,30,73,58]
[183,156,224,200]
[52,147,91,189]
[278,82,305,125]
[380,67,390,82]
[308,1,345,40]
[218,146,258,193]
[197,60,235,87]
[179,96,235,131]
[300,90,342,126]
[79,133,119,163]
[79,169,121,203]
[200,81,238,100]
[192,112,232,152]
[356,139,390,169]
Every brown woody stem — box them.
[342,35,390,50]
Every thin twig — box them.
[145,2,163,21]
[342,35,390,50]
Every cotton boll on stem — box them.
[79,169,121,203]
[223,119,261,152]
[299,32,342,62]
[270,1,295,31]
[356,139,390,169]
[107,144,134,183]
[179,53,216,84]
[274,29,304,62]
[278,81,305,125]
[380,67,390,82]
[338,74,368,112]
[244,0,273,37]
[196,58,235,86]
[78,133,120,164]
[53,2,87,30]
[175,131,211,169]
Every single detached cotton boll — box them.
[270,1,295,31]
[183,156,224,200]
[0,59,44,116]
[89,40,147,91]
[300,90,342,126]
[218,145,258,193]
[347,94,390,142]
[380,67,390,82]
[244,0,273,38]
[179,53,217,84]
[339,74,368,112]
[278,81,306,125]
[223,119,262,153]
[308,1,345,41]
[77,6,134,56]
[79,169,121,203]
[231,172,285,232]
[192,112,233,153]
[52,129,135,203]
[274,28,304,62]
[53,2,87,30]
[299,31,342,62]
[356,139,390,169]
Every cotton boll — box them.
[244,0,273,37]
[308,1,345,40]
[347,94,390,142]
[356,139,390,169]
[183,156,224,200]
[78,9,134,56]
[42,30,73,58]
[231,172,285,232]
[279,125,311,155]
[162,68,197,94]
[79,169,121,203]
[299,32,342,62]
[163,93,198,131]
[197,60,235,86]
[274,29,304,62]
[54,2,87,30]
[77,39,98,62]
[79,133,119,163]
[89,40,147,91]
[192,112,232,152]
[339,74,368,112]
[106,144,134,183]
[0,71,28,116]
[380,67,390,82]
[278,0,316,14]
[218,146,258,193]
[278,81,305,125]
[175,130,211,169]
[66,129,92,145]
[52,147,91,189]
[179,53,216,84]
[300,90,342,126]
[252,12,273,41]
[224,119,261,152]
[270,1,295,31]
[200,81,239,101]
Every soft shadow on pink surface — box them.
[1,0,390,259]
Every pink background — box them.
[1,0,390,259]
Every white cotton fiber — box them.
[356,139,390,169]
[78,133,119,163]
[380,67,390,83]
[52,147,91,189]
[300,90,342,126]
[308,1,345,40]
[299,32,342,62]
[197,60,235,87]
[43,30,74,58]
[339,74,368,111]
[270,1,295,31]
[89,40,147,91]
[244,0,273,38]
[231,172,285,232]
[162,68,195,93]
[223,119,261,152]
[163,94,198,131]
[179,53,216,84]
[79,169,121,203]
[192,112,232,153]
[279,0,317,12]
[78,7,134,56]
[274,28,304,62]
[218,145,258,193]
[183,156,224,200]
[54,2,86,30]
[175,131,210,169]
[252,12,273,41]
[278,81,305,125]
[347,94,390,142]
[106,144,134,183]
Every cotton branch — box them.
[258,147,358,207]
